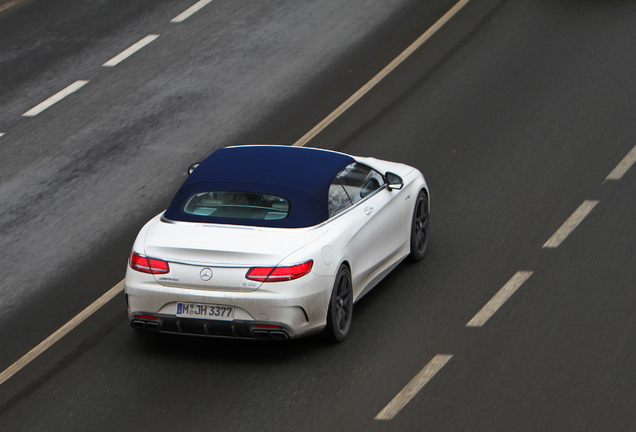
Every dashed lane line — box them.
[606,144,636,181]
[467,271,533,327]
[170,0,214,23]
[375,354,453,420]
[292,0,472,147]
[0,132,5,138]
[0,281,124,386]
[22,80,89,117]
[103,35,159,67]
[543,200,599,248]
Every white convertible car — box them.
[125,145,428,342]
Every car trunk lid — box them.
[143,221,327,292]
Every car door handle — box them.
[364,206,374,215]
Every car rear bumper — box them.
[125,269,332,339]
[129,313,296,340]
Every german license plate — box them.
[176,303,234,321]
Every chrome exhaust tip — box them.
[131,320,146,329]
[145,321,160,330]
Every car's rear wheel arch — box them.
[338,259,353,296]
[421,187,429,207]
[340,260,351,275]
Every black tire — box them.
[324,264,353,342]
[409,190,429,261]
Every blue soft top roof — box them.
[164,146,355,227]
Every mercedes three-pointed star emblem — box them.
[199,268,213,281]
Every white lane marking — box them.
[22,80,89,117]
[293,0,471,147]
[0,132,5,138]
[606,144,636,181]
[170,0,214,23]
[467,271,533,327]
[543,200,599,248]
[0,0,24,13]
[103,35,159,67]
[375,354,453,421]
[0,280,124,386]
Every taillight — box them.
[245,260,313,282]
[129,251,170,275]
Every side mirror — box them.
[385,172,403,191]
[188,163,200,175]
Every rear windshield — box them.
[182,191,290,221]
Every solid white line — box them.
[103,35,159,67]
[0,280,124,386]
[466,271,533,327]
[293,0,471,147]
[22,80,89,117]
[170,0,214,23]
[606,144,636,181]
[375,354,453,420]
[543,200,599,248]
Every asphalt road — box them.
[1,0,636,430]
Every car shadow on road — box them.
[127,325,335,365]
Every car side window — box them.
[337,163,385,205]
[328,181,353,217]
